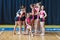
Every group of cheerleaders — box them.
[14,3,47,36]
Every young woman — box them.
[39,5,47,35]
[20,6,26,34]
[25,13,33,36]
[13,9,21,35]
[30,4,35,32]
[33,3,40,34]
[16,6,26,35]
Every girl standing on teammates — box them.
[13,8,21,35]
[39,5,47,35]
[25,13,33,36]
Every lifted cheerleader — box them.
[33,3,40,34]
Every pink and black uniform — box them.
[39,10,45,22]
[20,12,26,21]
[29,14,34,20]
[26,17,31,25]
[34,6,39,20]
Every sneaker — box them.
[17,32,21,35]
[31,34,34,37]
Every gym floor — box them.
[0,31,60,40]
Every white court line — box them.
[0,31,4,40]
[0,28,4,39]
[56,35,60,39]
[55,33,60,40]
[0,31,4,35]
[0,28,4,35]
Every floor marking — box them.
[0,31,4,40]
[56,35,60,40]
[0,28,4,35]
[55,33,60,40]
[0,31,3,35]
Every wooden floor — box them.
[0,31,60,40]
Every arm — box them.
[44,11,47,18]
[16,9,20,17]
[25,18,28,25]
[32,8,34,15]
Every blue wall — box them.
[0,0,60,25]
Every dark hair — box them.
[41,5,45,10]
[30,4,35,8]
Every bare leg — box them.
[30,27,33,37]
[34,19,38,34]
[31,19,34,33]
[23,21,26,32]
[13,21,18,34]
[27,25,33,36]
[18,21,22,34]
[40,22,45,35]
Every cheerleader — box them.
[30,4,34,32]
[13,9,21,35]
[33,3,40,34]
[25,13,33,36]
[39,5,47,35]
[20,6,26,34]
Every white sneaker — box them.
[40,33,45,36]
[31,34,33,37]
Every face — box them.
[21,8,26,12]
[41,6,44,10]
[27,14,30,18]
[21,5,26,10]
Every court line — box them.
[0,28,60,31]
[0,31,4,40]
[56,35,60,40]
[0,28,4,35]
[55,32,60,40]
[0,31,4,35]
